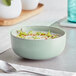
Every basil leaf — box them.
[2,0,11,6]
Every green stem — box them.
[2,0,11,6]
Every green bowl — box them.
[11,26,66,60]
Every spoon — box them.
[0,60,48,76]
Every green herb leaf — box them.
[2,0,11,6]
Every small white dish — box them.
[21,0,40,10]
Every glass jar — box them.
[68,0,76,22]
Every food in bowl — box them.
[11,26,66,60]
[16,29,60,40]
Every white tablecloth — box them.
[0,63,75,76]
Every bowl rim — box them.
[10,26,66,41]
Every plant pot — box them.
[21,0,40,10]
[0,0,22,19]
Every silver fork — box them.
[0,60,48,76]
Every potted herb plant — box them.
[0,0,22,19]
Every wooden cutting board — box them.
[0,3,44,26]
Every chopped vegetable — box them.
[46,30,52,37]
[33,36,40,40]
[16,29,60,40]
[36,32,41,35]
[41,32,46,35]
[28,31,33,35]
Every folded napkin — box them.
[60,19,76,27]
[0,63,75,76]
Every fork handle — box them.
[18,70,49,76]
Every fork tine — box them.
[0,60,16,73]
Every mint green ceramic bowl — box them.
[11,26,66,60]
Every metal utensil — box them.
[0,60,48,76]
